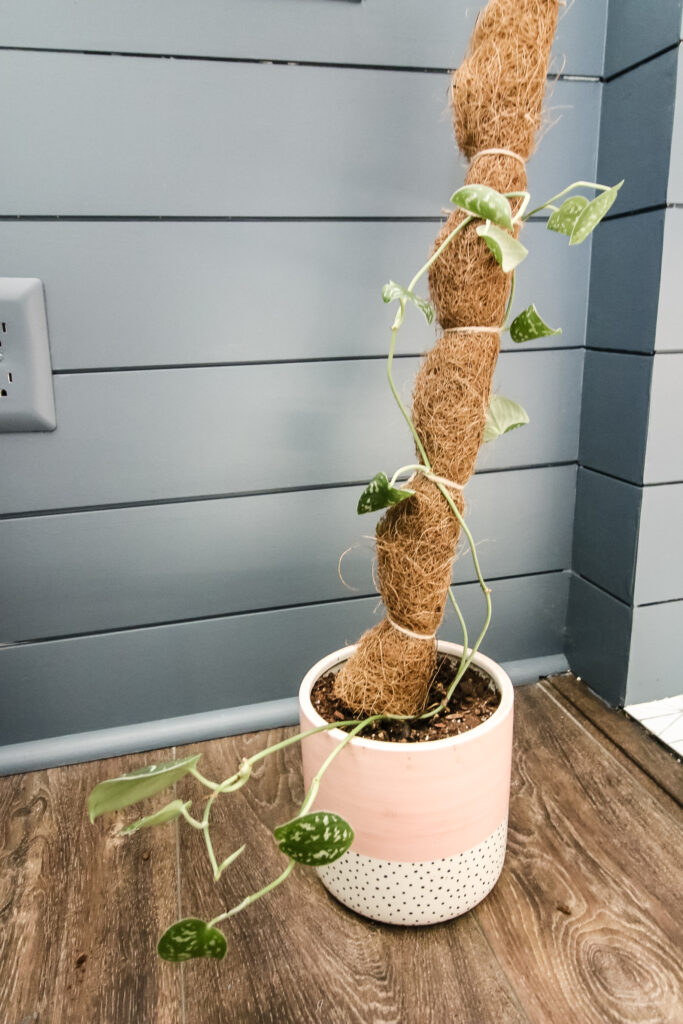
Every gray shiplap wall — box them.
[568,3,683,705]
[0,0,607,769]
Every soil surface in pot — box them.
[311,655,502,742]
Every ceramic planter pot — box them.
[299,640,514,926]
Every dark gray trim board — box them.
[0,653,570,777]
[566,573,632,706]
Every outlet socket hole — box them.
[1,323,5,332]
[0,389,7,397]
[7,373,12,382]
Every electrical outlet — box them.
[0,278,56,432]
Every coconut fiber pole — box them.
[334,0,560,716]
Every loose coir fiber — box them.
[334,0,559,716]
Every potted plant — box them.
[88,0,622,960]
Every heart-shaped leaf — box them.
[88,754,201,823]
[509,305,562,344]
[357,472,414,515]
[547,195,589,235]
[451,184,513,230]
[569,181,623,245]
[158,918,227,962]
[274,811,354,866]
[483,395,529,443]
[476,223,528,273]
[119,799,192,836]
[381,281,434,324]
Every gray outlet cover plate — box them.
[0,278,57,432]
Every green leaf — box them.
[119,799,192,836]
[158,918,227,962]
[357,472,414,515]
[569,181,624,245]
[547,195,589,235]
[274,811,354,866]
[451,184,513,230]
[381,281,434,324]
[509,304,562,344]
[88,754,201,823]
[483,395,530,443]
[476,223,528,273]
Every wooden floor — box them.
[1,675,681,1024]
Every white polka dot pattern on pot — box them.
[317,817,508,926]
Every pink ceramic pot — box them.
[299,640,514,925]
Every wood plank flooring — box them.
[1,676,681,1024]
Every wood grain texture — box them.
[0,0,608,73]
[475,685,683,1024]
[1,682,681,1023]
[0,750,181,1024]
[0,219,590,370]
[545,673,682,808]
[0,53,599,217]
[174,730,530,1024]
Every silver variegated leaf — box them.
[119,799,191,836]
[158,918,227,962]
[357,472,414,515]
[88,754,201,822]
[483,395,530,443]
[547,195,589,235]
[274,811,354,866]
[569,181,624,245]
[450,184,513,230]
[476,223,528,273]
[509,305,562,344]
[382,280,434,324]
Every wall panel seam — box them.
[0,568,569,648]
[0,462,579,520]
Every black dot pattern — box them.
[318,818,507,925]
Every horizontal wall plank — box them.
[572,468,640,603]
[0,571,570,746]
[656,211,683,350]
[634,483,683,603]
[644,353,683,483]
[626,599,683,703]
[598,49,678,212]
[603,0,682,78]
[0,220,591,370]
[579,350,652,484]
[0,349,582,514]
[587,210,665,354]
[0,0,608,75]
[566,572,632,706]
[0,53,600,216]
[0,465,575,642]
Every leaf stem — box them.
[208,860,296,929]
[524,180,610,220]
[298,716,379,817]
[502,270,516,329]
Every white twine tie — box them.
[386,617,437,643]
[471,147,526,166]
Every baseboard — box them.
[0,653,568,776]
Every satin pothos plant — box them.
[88,176,622,963]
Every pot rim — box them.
[299,640,514,752]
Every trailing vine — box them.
[88,176,621,961]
